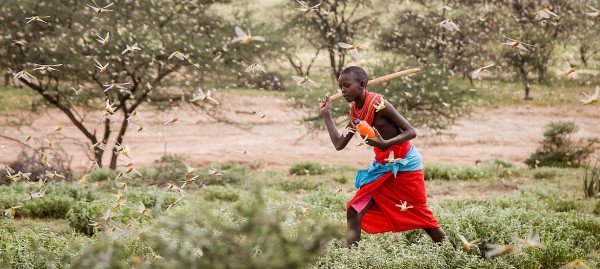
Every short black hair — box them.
[340,66,369,85]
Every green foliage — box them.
[594,201,600,215]
[66,200,107,236]
[0,0,265,169]
[125,187,179,210]
[0,182,96,219]
[583,158,600,198]
[277,0,379,78]
[378,2,501,77]
[243,72,286,91]
[72,189,343,268]
[0,223,81,269]
[289,161,327,176]
[89,168,117,182]
[525,121,596,168]
[316,190,600,268]
[153,154,187,184]
[197,162,249,186]
[205,185,240,202]
[532,167,561,179]
[332,175,348,184]
[371,59,471,135]
[275,177,322,192]
[424,163,490,181]
[23,196,75,219]
[423,159,522,181]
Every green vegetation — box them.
[525,121,597,168]
[1,162,599,268]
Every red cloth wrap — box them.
[346,89,439,234]
[346,143,440,233]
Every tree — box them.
[279,0,379,83]
[378,1,504,84]
[0,0,237,169]
[497,0,585,99]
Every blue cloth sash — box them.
[354,145,423,188]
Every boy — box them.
[319,66,446,247]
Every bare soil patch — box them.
[1,93,598,172]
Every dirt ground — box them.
[0,92,599,172]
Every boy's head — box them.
[340,66,369,86]
[338,66,369,103]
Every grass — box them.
[0,85,40,115]
[456,77,598,106]
[1,162,599,268]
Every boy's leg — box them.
[346,198,375,248]
[423,227,446,243]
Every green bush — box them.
[332,175,348,184]
[66,200,108,236]
[317,195,600,269]
[153,154,187,184]
[583,158,600,198]
[594,200,600,215]
[0,223,80,269]
[125,187,179,210]
[23,196,75,219]
[525,121,597,168]
[424,163,490,181]
[276,177,322,192]
[289,161,327,176]
[532,167,561,179]
[196,162,248,186]
[88,168,117,182]
[205,185,240,202]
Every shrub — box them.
[276,177,322,192]
[244,72,285,91]
[583,158,600,198]
[594,201,600,215]
[0,224,79,269]
[88,168,116,182]
[525,121,597,168]
[153,154,187,184]
[205,185,240,202]
[424,163,490,181]
[332,175,348,184]
[196,162,248,186]
[124,187,179,210]
[0,146,73,184]
[66,200,108,236]
[23,196,75,219]
[71,189,343,269]
[532,167,561,179]
[289,161,327,176]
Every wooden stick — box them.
[328,68,421,101]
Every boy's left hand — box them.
[366,128,387,148]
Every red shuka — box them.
[347,90,439,234]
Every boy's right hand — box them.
[319,96,331,114]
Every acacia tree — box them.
[497,0,586,99]
[0,0,242,169]
[378,1,504,84]
[280,0,379,82]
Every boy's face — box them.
[338,73,364,103]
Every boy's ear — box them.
[360,80,367,88]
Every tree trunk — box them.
[579,46,588,66]
[518,63,531,100]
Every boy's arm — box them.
[320,96,354,151]
[367,100,416,148]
